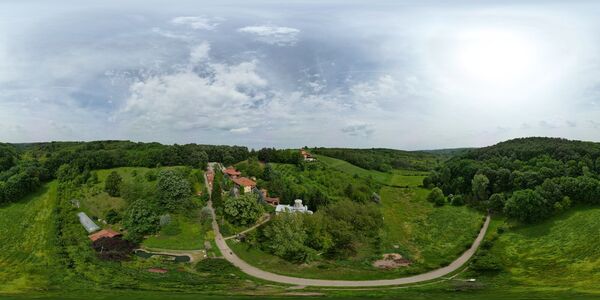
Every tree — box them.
[504,189,549,223]
[211,170,224,208]
[427,187,446,206]
[261,213,315,263]
[223,193,264,226]
[156,169,192,211]
[471,174,490,201]
[123,199,160,241]
[488,193,506,213]
[105,171,122,197]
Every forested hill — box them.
[461,137,600,161]
[312,147,440,171]
[0,141,250,206]
[425,137,600,223]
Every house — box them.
[89,228,122,242]
[300,149,316,162]
[77,212,100,233]
[275,199,313,214]
[257,188,280,206]
[223,167,241,178]
[231,176,256,193]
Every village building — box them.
[231,176,256,193]
[275,199,313,214]
[89,228,122,242]
[301,149,316,162]
[77,212,100,233]
[223,167,241,178]
[257,188,280,206]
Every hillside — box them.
[311,148,440,172]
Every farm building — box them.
[89,228,122,242]
[257,188,280,206]
[77,212,100,233]
[231,177,256,193]
[275,199,313,214]
[300,149,316,162]
[223,167,241,178]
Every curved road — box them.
[207,198,490,287]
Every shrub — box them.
[105,209,121,224]
[427,187,446,206]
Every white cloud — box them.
[190,42,210,64]
[171,16,219,30]
[230,127,250,133]
[121,54,269,133]
[341,122,375,137]
[238,25,300,46]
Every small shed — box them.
[89,228,122,242]
[77,212,100,233]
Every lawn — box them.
[379,187,483,269]
[482,206,600,293]
[143,214,208,250]
[316,155,392,184]
[0,182,59,293]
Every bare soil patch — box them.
[372,253,411,269]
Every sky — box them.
[1,0,600,150]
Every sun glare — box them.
[453,29,537,86]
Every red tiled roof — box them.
[89,229,122,242]
[231,176,256,187]
[223,167,241,176]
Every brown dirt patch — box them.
[372,253,411,269]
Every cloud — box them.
[341,122,375,137]
[171,16,219,30]
[190,42,210,64]
[120,51,269,133]
[238,25,300,46]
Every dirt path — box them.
[207,195,490,287]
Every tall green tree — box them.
[472,174,490,201]
[105,171,122,197]
[156,169,192,211]
[504,189,549,223]
[223,193,264,226]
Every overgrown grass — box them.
[0,182,59,293]
[142,214,208,250]
[316,155,392,184]
[380,187,483,270]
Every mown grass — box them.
[484,206,600,293]
[143,214,208,250]
[0,182,59,293]
[316,155,392,184]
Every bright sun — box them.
[453,29,537,86]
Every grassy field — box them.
[0,182,58,293]
[316,155,392,184]
[143,214,208,250]
[379,186,483,269]
[482,206,600,294]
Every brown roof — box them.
[89,229,122,242]
[231,176,256,187]
[223,167,241,176]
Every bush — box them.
[451,194,464,206]
[470,250,502,272]
[195,259,237,274]
[427,187,446,206]
[105,209,121,224]
[104,171,122,197]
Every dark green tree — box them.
[105,171,122,197]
